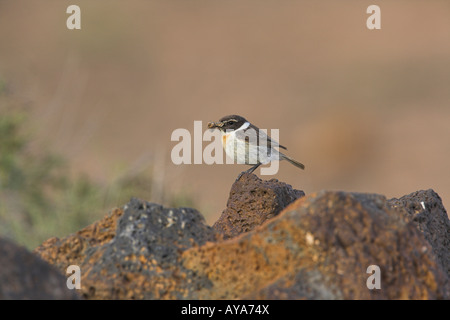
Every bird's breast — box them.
[222,132,236,153]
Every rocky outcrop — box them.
[212,173,304,239]
[185,190,448,299]
[31,174,449,300]
[35,200,218,299]
[0,237,79,299]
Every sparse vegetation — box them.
[0,89,194,249]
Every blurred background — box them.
[0,1,449,248]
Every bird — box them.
[207,115,305,180]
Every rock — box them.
[33,207,124,273]
[34,179,449,300]
[0,237,79,299]
[183,191,449,299]
[387,189,450,276]
[212,173,305,239]
[35,198,218,299]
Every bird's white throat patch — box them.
[236,121,250,131]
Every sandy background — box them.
[1,1,449,224]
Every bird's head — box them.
[207,115,247,132]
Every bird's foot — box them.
[236,163,262,182]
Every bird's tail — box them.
[280,153,305,170]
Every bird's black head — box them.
[208,115,248,132]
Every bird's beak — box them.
[207,121,223,129]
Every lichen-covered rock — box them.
[34,179,449,300]
[33,207,123,273]
[184,191,449,299]
[212,173,305,239]
[35,198,218,299]
[79,198,218,299]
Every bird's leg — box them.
[236,163,261,181]
[246,163,261,175]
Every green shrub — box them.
[0,106,194,248]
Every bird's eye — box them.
[228,120,234,125]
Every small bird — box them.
[208,115,305,180]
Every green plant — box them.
[0,104,196,249]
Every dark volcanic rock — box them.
[36,198,218,299]
[387,189,450,277]
[110,199,217,268]
[0,237,79,299]
[212,173,305,239]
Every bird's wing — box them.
[235,123,287,150]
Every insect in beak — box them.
[208,121,223,129]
